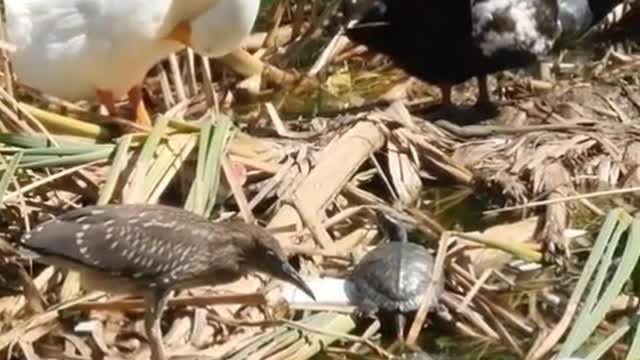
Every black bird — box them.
[343,0,625,108]
[20,204,315,360]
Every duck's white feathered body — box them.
[7,0,185,100]
[6,0,259,108]
[190,0,261,57]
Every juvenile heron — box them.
[20,204,315,360]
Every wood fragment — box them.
[67,293,267,312]
[268,121,385,248]
[536,162,573,261]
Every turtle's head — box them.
[375,211,409,243]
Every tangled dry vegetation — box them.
[0,1,640,360]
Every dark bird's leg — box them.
[395,313,406,343]
[476,75,491,106]
[439,83,453,107]
[144,289,171,360]
[424,83,458,121]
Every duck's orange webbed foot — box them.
[95,88,118,117]
[128,85,152,128]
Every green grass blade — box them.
[584,323,630,360]
[558,210,640,358]
[0,132,103,149]
[184,114,233,216]
[557,209,629,358]
[145,133,198,203]
[185,121,213,213]
[14,155,54,163]
[123,115,171,203]
[581,215,631,315]
[20,146,112,156]
[622,218,640,360]
[98,135,133,205]
[574,215,638,348]
[203,116,233,216]
[0,152,23,207]
[18,148,114,169]
[567,211,633,350]
[18,102,113,140]
[630,335,640,360]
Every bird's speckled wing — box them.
[472,0,560,57]
[20,205,237,287]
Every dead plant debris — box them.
[1,2,640,360]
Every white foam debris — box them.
[282,277,352,305]
[74,319,100,333]
[564,228,587,239]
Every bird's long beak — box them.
[281,263,316,300]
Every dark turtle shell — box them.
[346,212,445,341]
[346,241,442,312]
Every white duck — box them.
[6,0,261,128]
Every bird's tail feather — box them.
[579,0,640,44]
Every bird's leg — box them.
[439,83,453,107]
[395,313,406,343]
[429,83,456,119]
[476,75,491,106]
[127,85,152,127]
[95,89,118,117]
[144,289,170,360]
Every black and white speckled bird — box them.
[20,204,315,360]
[343,0,625,107]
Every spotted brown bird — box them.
[20,204,315,360]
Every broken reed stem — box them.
[279,319,394,359]
[406,232,450,345]
[484,186,640,215]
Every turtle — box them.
[345,212,445,341]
